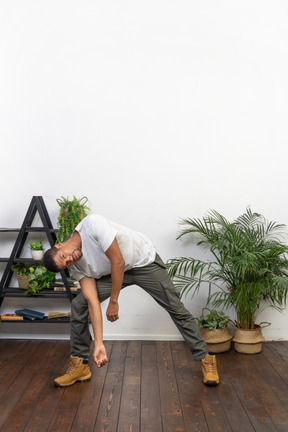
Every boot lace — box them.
[66,359,79,375]
[202,356,217,374]
[204,360,216,373]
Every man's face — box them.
[53,244,83,270]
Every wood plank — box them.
[141,342,163,432]
[47,409,77,432]
[237,353,288,427]
[0,340,54,430]
[157,341,186,432]
[263,344,288,385]
[185,345,232,432]
[93,341,127,432]
[170,341,209,432]
[70,341,113,432]
[266,341,288,363]
[117,356,141,432]
[0,340,30,399]
[213,351,257,432]
[126,340,141,358]
[250,347,288,405]
[0,339,27,363]
[107,340,128,373]
[220,350,279,432]
[23,340,71,432]
[283,341,288,350]
[0,341,60,432]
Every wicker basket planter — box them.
[17,275,29,290]
[233,323,270,354]
[200,326,233,353]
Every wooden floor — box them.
[0,340,288,432]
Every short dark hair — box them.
[43,247,60,273]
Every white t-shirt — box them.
[70,214,156,281]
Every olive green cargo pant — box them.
[70,254,208,361]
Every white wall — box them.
[0,0,288,340]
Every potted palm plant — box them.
[167,208,288,354]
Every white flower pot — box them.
[31,250,44,260]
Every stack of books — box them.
[53,280,80,292]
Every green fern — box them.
[56,196,90,243]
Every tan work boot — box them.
[201,354,219,386]
[54,356,91,387]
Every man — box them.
[43,214,219,387]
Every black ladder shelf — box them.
[0,196,75,322]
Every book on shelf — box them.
[53,279,80,291]
[48,312,71,319]
[53,286,79,292]
[15,308,45,320]
[1,313,24,321]
[54,278,79,286]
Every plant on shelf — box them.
[167,208,288,353]
[12,263,29,289]
[28,240,43,251]
[12,263,29,277]
[28,240,44,260]
[12,264,56,295]
[56,196,90,243]
[26,265,56,296]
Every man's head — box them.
[43,243,83,272]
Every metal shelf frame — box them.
[0,196,75,321]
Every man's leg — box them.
[131,255,219,385]
[55,273,133,387]
[54,293,91,387]
[70,292,90,359]
[70,273,133,358]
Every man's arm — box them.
[80,276,108,368]
[105,237,125,322]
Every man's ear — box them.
[54,243,63,249]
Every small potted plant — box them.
[28,240,44,260]
[12,263,55,294]
[12,263,29,289]
[197,308,232,353]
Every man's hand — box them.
[94,343,108,368]
[106,300,119,322]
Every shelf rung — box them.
[0,228,57,233]
[0,288,74,298]
[0,318,71,323]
